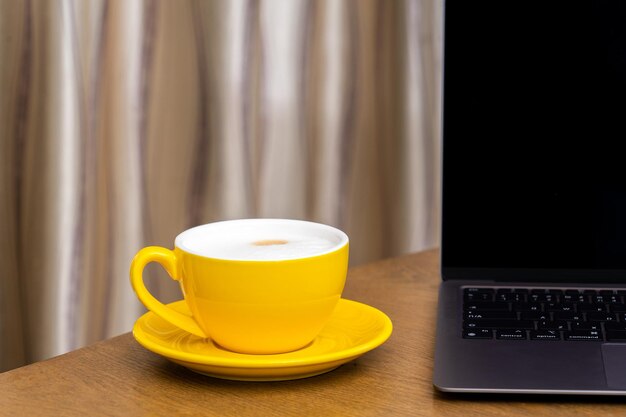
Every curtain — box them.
[0,0,442,372]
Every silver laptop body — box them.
[433,0,626,394]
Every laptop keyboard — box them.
[463,287,626,341]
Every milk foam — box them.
[176,219,347,261]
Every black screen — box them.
[441,1,626,281]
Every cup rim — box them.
[174,218,349,262]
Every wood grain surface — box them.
[1,249,626,416]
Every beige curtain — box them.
[0,0,442,372]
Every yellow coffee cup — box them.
[130,219,349,354]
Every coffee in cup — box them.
[130,218,349,354]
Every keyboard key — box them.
[571,321,601,330]
[463,329,493,339]
[592,295,606,303]
[529,293,557,302]
[546,302,575,312]
[464,302,510,311]
[521,311,548,321]
[538,320,568,330]
[603,322,626,331]
[464,311,517,320]
[496,329,527,340]
[583,290,598,295]
[579,303,606,312]
[512,302,542,312]
[463,319,534,330]
[607,295,623,304]
[609,304,626,313]
[538,294,558,302]
[565,294,587,303]
[606,331,626,342]
[564,330,603,341]
[586,312,617,322]
[554,311,582,321]
[463,289,493,301]
[496,292,526,302]
[530,330,560,340]
[464,292,494,302]
[599,290,616,296]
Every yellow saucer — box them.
[132,298,392,381]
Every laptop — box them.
[433,1,626,394]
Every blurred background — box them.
[0,0,442,372]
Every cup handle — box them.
[130,246,208,338]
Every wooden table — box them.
[2,249,626,416]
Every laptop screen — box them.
[441,1,626,282]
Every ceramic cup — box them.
[130,218,349,354]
